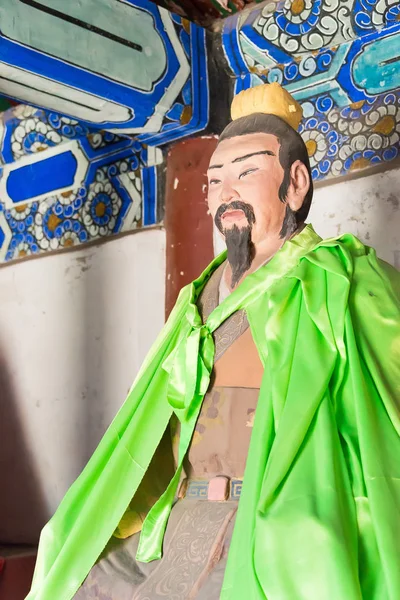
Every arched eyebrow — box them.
[232,150,275,163]
[207,149,275,172]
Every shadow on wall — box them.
[310,167,400,269]
[0,346,47,545]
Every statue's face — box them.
[207,133,286,246]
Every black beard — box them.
[214,201,256,288]
[225,224,255,288]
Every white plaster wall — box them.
[0,229,166,544]
[214,166,400,268]
[310,167,400,268]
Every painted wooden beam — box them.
[0,1,211,264]
[0,0,209,145]
[0,105,163,262]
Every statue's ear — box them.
[286,160,310,212]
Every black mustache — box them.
[215,201,256,233]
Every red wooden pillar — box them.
[0,550,37,600]
[164,136,217,317]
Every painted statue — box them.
[27,84,400,600]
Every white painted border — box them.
[0,210,12,260]
[118,172,142,232]
[108,7,190,134]
[146,145,163,167]
[0,139,89,208]
[0,62,132,125]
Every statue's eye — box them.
[239,168,257,180]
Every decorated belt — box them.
[178,476,243,501]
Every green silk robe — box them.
[27,225,400,600]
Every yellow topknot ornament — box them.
[230,83,303,131]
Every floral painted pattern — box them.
[253,0,397,55]
[0,104,158,262]
[255,0,354,54]
[299,92,400,180]
[82,179,121,239]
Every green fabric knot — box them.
[162,308,215,419]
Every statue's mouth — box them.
[215,201,255,233]
[221,209,246,224]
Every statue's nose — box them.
[220,181,240,204]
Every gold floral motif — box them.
[350,157,370,171]
[180,105,192,125]
[305,138,317,157]
[47,213,62,232]
[373,115,396,136]
[15,203,28,213]
[95,201,106,218]
[291,0,305,15]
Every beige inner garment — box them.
[213,327,264,388]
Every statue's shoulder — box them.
[313,231,399,298]
[310,230,374,262]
